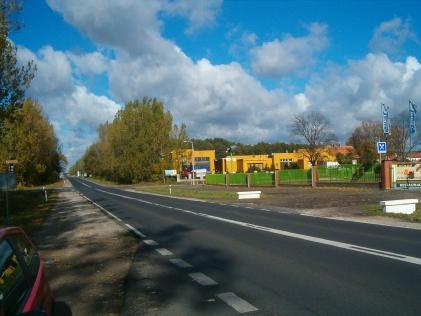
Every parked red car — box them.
[0,227,53,316]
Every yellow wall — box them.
[223,155,273,173]
[272,152,311,170]
[171,149,216,173]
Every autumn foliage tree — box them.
[71,98,175,183]
[0,99,65,185]
[0,0,36,133]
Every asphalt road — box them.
[69,177,421,315]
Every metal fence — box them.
[317,164,380,183]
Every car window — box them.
[0,240,28,316]
[10,235,35,267]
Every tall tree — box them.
[291,112,337,166]
[0,0,36,133]
[0,99,65,185]
[347,121,382,167]
[388,111,421,161]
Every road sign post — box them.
[377,141,387,163]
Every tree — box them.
[388,111,421,161]
[0,99,65,185]
[291,112,337,166]
[72,98,173,183]
[347,121,382,167]
[0,0,36,133]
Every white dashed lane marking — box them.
[217,292,259,314]
[144,239,158,246]
[169,258,193,268]
[189,272,218,286]
[155,248,174,256]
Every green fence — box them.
[250,172,275,186]
[317,164,380,183]
[206,174,226,185]
[228,173,248,186]
[279,169,311,185]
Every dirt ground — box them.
[33,182,138,316]
[163,183,421,227]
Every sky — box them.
[10,0,421,165]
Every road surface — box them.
[69,177,421,315]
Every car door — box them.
[0,239,30,316]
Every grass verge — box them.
[0,189,58,235]
[364,203,421,222]
[133,184,237,201]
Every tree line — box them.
[72,100,420,184]
[69,98,186,183]
[1,0,65,185]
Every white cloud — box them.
[369,17,417,55]
[302,53,421,141]
[163,0,222,34]
[17,45,120,164]
[67,51,108,75]
[251,23,329,78]
[41,0,421,157]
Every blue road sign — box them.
[377,141,387,154]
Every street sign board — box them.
[0,173,17,190]
[5,160,18,164]
[377,142,387,154]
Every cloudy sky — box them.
[11,0,421,165]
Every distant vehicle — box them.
[0,227,54,316]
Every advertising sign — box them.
[0,173,17,190]
[395,164,421,181]
[164,170,177,177]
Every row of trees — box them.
[72,104,419,184]
[69,98,186,183]
[1,0,65,185]
[293,111,420,168]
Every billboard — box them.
[0,173,17,190]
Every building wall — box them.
[171,149,216,173]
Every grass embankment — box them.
[364,203,421,222]
[133,184,237,201]
[0,186,59,234]
[85,176,238,201]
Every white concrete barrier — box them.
[380,199,418,214]
[237,191,261,199]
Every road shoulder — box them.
[33,182,138,316]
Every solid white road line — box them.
[93,187,421,266]
[82,195,123,222]
[169,258,193,268]
[188,272,218,286]
[79,181,91,188]
[144,239,159,246]
[125,223,147,238]
[155,248,173,256]
[217,292,259,314]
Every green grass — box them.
[133,184,238,201]
[364,203,421,222]
[0,189,58,234]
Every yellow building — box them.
[222,155,273,173]
[172,149,216,174]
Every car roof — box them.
[0,227,25,240]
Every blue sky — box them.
[11,0,421,165]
